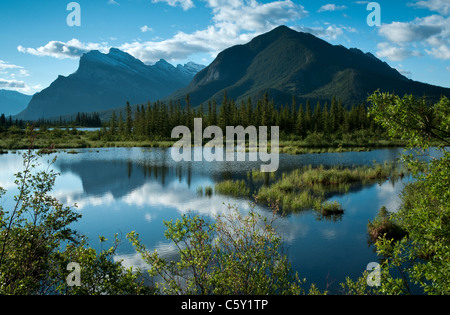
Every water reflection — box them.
[0,146,412,293]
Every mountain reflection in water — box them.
[0,146,411,293]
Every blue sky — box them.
[0,0,449,95]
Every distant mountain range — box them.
[0,90,32,117]
[14,25,450,121]
[16,48,205,121]
[167,25,450,108]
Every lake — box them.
[0,146,410,293]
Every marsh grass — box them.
[0,130,177,151]
[204,186,213,196]
[247,169,277,184]
[214,162,407,217]
[258,163,406,213]
[214,180,251,197]
[277,137,407,155]
[320,201,345,216]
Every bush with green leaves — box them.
[0,130,151,295]
[343,91,449,295]
[128,204,323,295]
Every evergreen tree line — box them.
[0,114,25,131]
[103,92,381,141]
[0,112,102,132]
[73,112,102,127]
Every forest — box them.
[0,92,395,152]
[102,92,382,142]
[0,111,102,131]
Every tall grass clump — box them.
[214,180,251,197]
[256,163,406,215]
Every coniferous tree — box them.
[322,102,331,134]
[246,98,253,128]
[290,95,298,134]
[125,102,133,137]
[118,111,125,137]
[110,111,118,136]
[313,101,322,132]
[295,103,305,138]
[304,100,312,133]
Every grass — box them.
[277,136,407,155]
[247,169,277,184]
[197,185,214,197]
[0,128,408,155]
[280,163,406,189]
[0,130,177,151]
[320,201,344,216]
[213,162,407,217]
[214,180,251,197]
[204,186,213,197]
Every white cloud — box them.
[378,14,450,60]
[295,25,356,41]
[18,0,308,64]
[140,25,153,33]
[0,78,39,94]
[209,0,307,32]
[0,61,42,94]
[376,42,422,61]
[17,39,110,59]
[0,60,23,71]
[411,0,450,15]
[121,0,308,63]
[379,21,442,43]
[0,78,25,88]
[107,0,120,5]
[19,69,30,77]
[447,66,450,71]
[426,44,450,59]
[317,4,347,13]
[152,0,195,11]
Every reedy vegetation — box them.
[214,163,406,216]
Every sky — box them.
[0,0,449,95]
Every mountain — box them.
[167,25,450,108]
[16,48,205,121]
[0,90,32,117]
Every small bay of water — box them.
[0,146,411,293]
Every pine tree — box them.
[110,111,118,135]
[295,103,304,138]
[261,91,270,126]
[125,102,133,138]
[246,97,253,128]
[304,100,312,132]
[118,111,125,137]
[322,102,331,134]
[313,100,322,132]
[290,95,298,134]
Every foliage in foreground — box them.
[0,131,151,295]
[127,204,322,295]
[343,92,450,295]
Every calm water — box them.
[0,146,410,293]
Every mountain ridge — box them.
[0,90,33,117]
[166,25,449,108]
[16,48,205,121]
